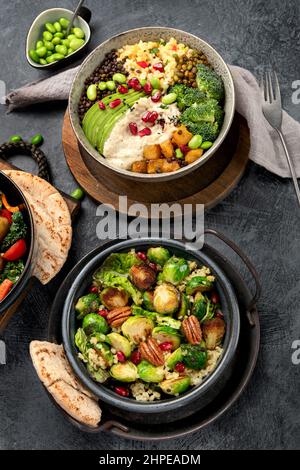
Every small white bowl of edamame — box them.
[26,7,91,69]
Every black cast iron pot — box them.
[62,231,259,425]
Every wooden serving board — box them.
[62,111,250,214]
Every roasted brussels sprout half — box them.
[185,276,214,295]
[107,332,131,358]
[153,283,180,315]
[132,305,157,320]
[156,316,181,330]
[166,347,183,370]
[93,342,114,367]
[177,293,190,318]
[137,360,164,383]
[152,326,181,350]
[129,264,157,290]
[89,332,106,344]
[147,246,171,267]
[159,256,190,285]
[181,344,208,369]
[143,290,155,311]
[202,317,225,350]
[75,328,88,356]
[95,271,143,305]
[94,252,141,277]
[192,292,207,321]
[75,293,100,319]
[87,363,109,383]
[82,313,109,335]
[160,376,191,395]
[100,287,129,310]
[121,316,154,344]
[110,361,138,382]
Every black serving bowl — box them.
[0,171,34,314]
[62,237,241,425]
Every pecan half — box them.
[106,306,131,328]
[181,315,202,345]
[139,337,164,366]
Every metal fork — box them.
[260,69,300,206]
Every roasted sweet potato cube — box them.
[132,160,148,173]
[143,144,161,160]
[147,159,165,174]
[185,149,203,164]
[161,160,180,173]
[172,125,193,146]
[160,140,174,158]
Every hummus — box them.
[103,97,180,170]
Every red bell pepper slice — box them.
[3,239,27,261]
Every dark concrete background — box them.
[0,0,299,450]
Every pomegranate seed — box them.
[131,350,142,365]
[128,77,142,91]
[118,85,128,94]
[216,310,224,318]
[211,292,220,304]
[180,144,190,154]
[142,111,152,123]
[114,386,129,397]
[137,61,149,68]
[159,342,173,352]
[138,127,152,137]
[151,91,161,103]
[109,98,122,109]
[129,122,138,135]
[89,286,98,293]
[143,82,152,94]
[137,251,147,261]
[148,111,159,123]
[153,62,164,72]
[98,101,106,110]
[175,362,185,373]
[116,351,126,362]
[98,309,108,318]
[148,262,157,272]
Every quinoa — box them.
[130,382,161,402]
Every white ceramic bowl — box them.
[69,27,235,182]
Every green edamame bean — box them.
[46,50,52,57]
[139,79,147,87]
[67,34,76,41]
[188,134,203,149]
[51,53,65,60]
[45,22,56,34]
[36,40,44,49]
[67,48,73,55]
[44,40,54,51]
[52,37,61,46]
[36,46,47,58]
[150,77,161,89]
[54,21,62,32]
[54,32,64,39]
[43,31,53,41]
[69,38,85,51]
[106,81,116,91]
[98,81,107,91]
[112,73,127,84]
[61,39,70,47]
[59,17,70,29]
[9,135,22,143]
[29,49,40,63]
[162,92,177,105]
[175,148,184,159]
[73,27,85,39]
[87,84,97,101]
[200,141,213,150]
[55,45,68,56]
[70,187,84,200]
[39,58,47,65]
[31,134,44,146]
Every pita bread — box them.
[30,341,101,428]
[3,170,72,285]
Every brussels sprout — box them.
[147,246,171,266]
[110,361,138,382]
[153,283,180,315]
[94,252,142,278]
[132,305,157,320]
[75,293,100,319]
[185,276,214,295]
[107,333,131,357]
[137,360,164,383]
[89,332,106,344]
[75,328,88,356]
[160,376,191,395]
[100,287,128,310]
[82,313,109,335]
[166,347,183,369]
[96,271,143,305]
[156,316,181,330]
[181,344,208,369]
[121,316,154,344]
[152,326,181,350]
[129,264,157,290]
[192,292,207,321]
[160,256,190,285]
[93,342,114,367]
[143,291,155,311]
[202,317,225,350]
[177,293,190,318]
[87,363,109,383]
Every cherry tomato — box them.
[3,239,26,261]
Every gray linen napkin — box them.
[6,65,300,178]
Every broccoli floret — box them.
[170,84,206,111]
[1,211,27,251]
[182,122,219,142]
[180,99,224,142]
[196,64,225,102]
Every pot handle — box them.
[204,229,261,325]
